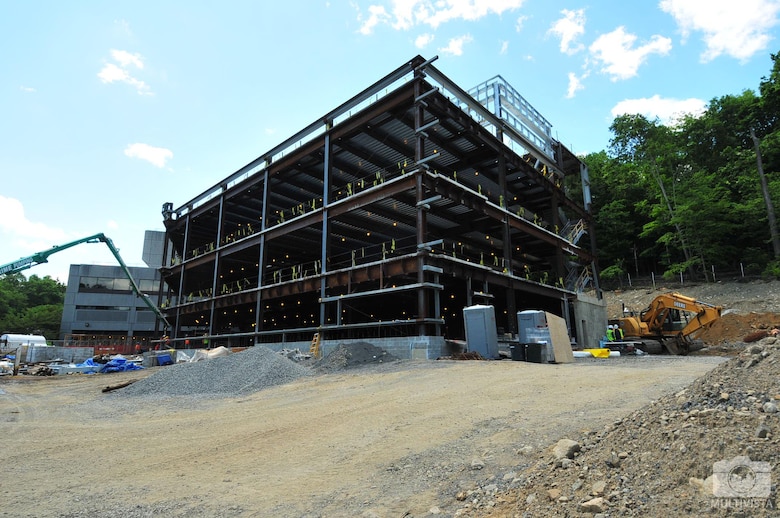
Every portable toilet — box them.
[517,310,552,363]
[517,310,551,344]
[463,305,499,359]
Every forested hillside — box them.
[583,52,780,284]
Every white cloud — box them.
[548,9,585,55]
[515,15,527,32]
[415,33,434,48]
[106,220,119,230]
[0,196,72,276]
[439,34,473,56]
[97,63,129,83]
[358,0,526,33]
[358,4,391,35]
[660,0,780,62]
[20,85,36,93]
[110,49,144,69]
[0,196,69,244]
[589,27,672,81]
[500,40,509,54]
[97,50,152,95]
[124,143,173,168]
[611,95,707,124]
[566,72,585,99]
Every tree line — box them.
[583,52,780,285]
[0,273,65,339]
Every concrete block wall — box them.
[20,346,95,364]
[573,293,607,349]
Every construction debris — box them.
[278,348,312,362]
[313,342,398,372]
[102,380,138,393]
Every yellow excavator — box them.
[615,292,722,355]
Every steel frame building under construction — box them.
[159,55,602,356]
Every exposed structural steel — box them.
[0,233,170,329]
[159,55,598,345]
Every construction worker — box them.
[614,325,625,341]
[606,325,615,341]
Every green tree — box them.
[0,274,65,338]
[585,150,655,277]
[606,114,705,277]
[16,305,64,338]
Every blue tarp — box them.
[77,356,144,374]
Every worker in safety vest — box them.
[614,325,625,341]
[606,325,615,341]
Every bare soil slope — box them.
[605,279,780,347]
[471,280,780,517]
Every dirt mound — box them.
[313,341,398,372]
[698,312,780,344]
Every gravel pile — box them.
[313,341,398,372]
[118,346,312,397]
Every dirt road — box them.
[0,356,724,517]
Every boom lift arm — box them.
[0,233,170,329]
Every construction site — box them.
[3,56,778,517]
[157,55,603,357]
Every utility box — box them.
[524,342,548,363]
[509,344,526,361]
[463,305,499,359]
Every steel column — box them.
[319,120,333,328]
[255,163,271,335]
[414,68,429,335]
[208,195,225,337]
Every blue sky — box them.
[2,0,780,283]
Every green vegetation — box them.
[0,273,66,339]
[585,52,780,282]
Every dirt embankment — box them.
[604,279,780,346]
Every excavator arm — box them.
[0,233,170,329]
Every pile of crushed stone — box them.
[314,341,398,372]
[118,345,312,397]
[469,336,780,517]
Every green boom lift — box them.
[0,233,170,329]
